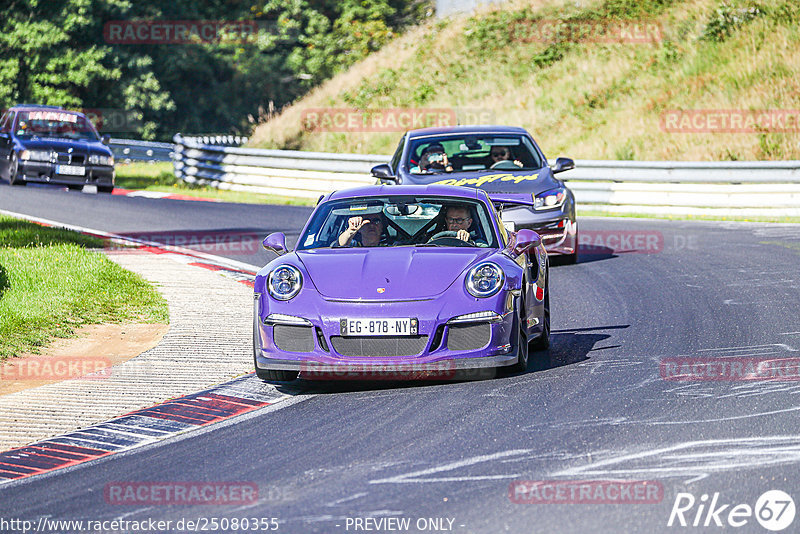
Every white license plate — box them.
[56,165,85,176]
[341,318,416,336]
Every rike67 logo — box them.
[668,490,795,531]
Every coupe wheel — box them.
[8,154,25,186]
[530,274,550,351]
[508,304,529,373]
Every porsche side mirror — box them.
[371,164,396,182]
[101,134,111,145]
[263,232,287,255]
[514,229,542,255]
[551,157,575,174]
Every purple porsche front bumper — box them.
[253,292,522,374]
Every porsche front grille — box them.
[330,336,428,358]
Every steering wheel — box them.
[427,231,474,247]
[490,159,520,170]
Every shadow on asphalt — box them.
[266,324,629,395]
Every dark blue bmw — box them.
[0,105,115,192]
[371,125,577,262]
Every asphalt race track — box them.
[2,183,800,533]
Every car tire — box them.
[564,228,578,264]
[255,368,299,381]
[8,154,25,186]
[508,302,529,374]
[530,274,550,351]
[253,319,298,382]
[98,185,114,194]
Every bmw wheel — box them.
[8,153,25,186]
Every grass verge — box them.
[114,162,317,206]
[0,216,169,361]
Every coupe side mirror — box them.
[370,164,396,182]
[513,229,542,256]
[263,232,288,256]
[101,134,111,145]
[552,157,575,174]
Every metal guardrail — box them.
[171,135,800,214]
[110,138,174,163]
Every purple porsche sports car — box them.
[253,184,550,381]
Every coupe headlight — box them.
[466,262,504,298]
[534,187,567,210]
[89,154,114,166]
[268,265,303,301]
[20,149,53,162]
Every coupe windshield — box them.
[406,134,543,174]
[15,111,99,140]
[298,196,499,250]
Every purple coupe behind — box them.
[253,184,550,381]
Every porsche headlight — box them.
[534,187,567,210]
[268,265,302,301]
[20,149,53,162]
[466,262,504,298]
[89,154,114,166]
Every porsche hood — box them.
[297,247,495,300]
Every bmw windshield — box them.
[14,111,100,141]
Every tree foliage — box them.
[0,0,430,140]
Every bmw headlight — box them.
[89,154,114,166]
[534,187,567,210]
[268,265,303,301]
[466,262,504,298]
[20,149,53,162]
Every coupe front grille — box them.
[56,154,85,165]
[330,336,428,358]
[273,325,315,353]
[447,323,491,351]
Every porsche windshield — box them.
[406,134,543,174]
[298,196,499,250]
[15,111,100,141]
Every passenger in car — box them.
[411,143,453,174]
[336,214,388,247]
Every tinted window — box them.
[0,112,11,133]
